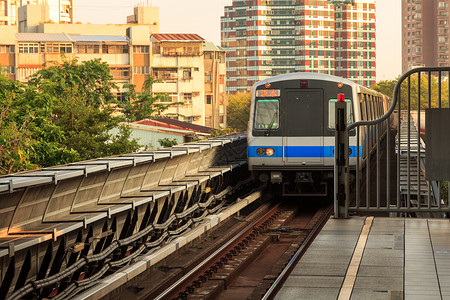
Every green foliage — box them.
[209,127,236,137]
[371,79,397,99]
[121,76,183,121]
[226,92,251,132]
[371,75,450,110]
[0,59,141,175]
[28,58,117,107]
[158,138,178,148]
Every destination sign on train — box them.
[256,89,280,98]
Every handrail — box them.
[347,66,450,130]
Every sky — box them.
[74,0,401,82]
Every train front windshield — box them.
[254,99,279,130]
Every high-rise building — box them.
[221,0,376,93]
[402,0,450,72]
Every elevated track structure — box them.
[0,134,248,299]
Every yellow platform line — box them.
[338,216,374,300]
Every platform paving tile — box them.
[362,248,404,258]
[274,287,340,300]
[359,254,403,267]
[277,217,450,299]
[353,276,402,291]
[297,253,352,265]
[291,262,348,276]
[405,295,442,300]
[357,265,403,277]
[314,231,362,241]
[282,275,344,288]
[351,289,402,300]
[301,247,356,256]
[308,239,359,248]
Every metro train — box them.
[247,72,389,196]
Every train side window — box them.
[368,96,374,120]
[361,94,367,121]
[254,99,280,130]
[328,98,353,129]
[371,97,376,119]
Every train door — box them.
[283,89,324,165]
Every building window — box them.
[183,93,192,103]
[110,67,130,79]
[2,66,15,74]
[219,114,224,124]
[205,72,212,81]
[185,116,194,123]
[76,44,100,54]
[102,44,129,54]
[18,43,39,53]
[206,95,212,104]
[153,68,178,80]
[133,66,150,74]
[116,92,125,102]
[133,45,149,53]
[155,93,172,102]
[45,43,72,53]
[182,68,192,80]
[0,45,14,53]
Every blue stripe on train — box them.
[248,146,360,158]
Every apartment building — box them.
[150,34,227,127]
[203,42,227,128]
[0,26,16,80]
[402,0,450,72]
[0,5,226,128]
[221,0,376,93]
[0,0,73,25]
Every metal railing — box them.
[337,67,450,216]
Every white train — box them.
[247,72,388,196]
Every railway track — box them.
[117,198,332,300]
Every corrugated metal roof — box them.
[151,33,204,42]
[69,35,128,42]
[203,42,226,52]
[16,33,73,42]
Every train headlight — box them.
[265,148,275,156]
[256,148,266,156]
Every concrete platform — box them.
[275,217,450,300]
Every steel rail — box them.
[154,191,275,300]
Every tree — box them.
[0,70,77,174]
[158,138,178,148]
[0,58,144,175]
[121,76,183,121]
[371,79,397,99]
[28,58,117,107]
[226,92,251,131]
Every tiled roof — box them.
[136,118,212,134]
[151,33,204,42]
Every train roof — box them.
[253,72,356,87]
[252,72,384,98]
